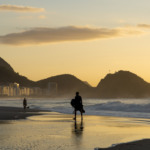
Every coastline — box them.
[1,106,150,149]
[97,139,150,150]
[0,106,45,120]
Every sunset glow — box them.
[1,0,150,86]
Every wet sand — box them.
[1,107,150,149]
[0,106,44,120]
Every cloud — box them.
[0,5,45,12]
[38,15,46,19]
[18,15,46,20]
[137,24,150,28]
[0,26,143,46]
[18,16,33,20]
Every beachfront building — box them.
[19,87,43,96]
[19,87,30,96]
[9,83,20,96]
[0,86,9,96]
[29,88,34,96]
[0,82,58,97]
[33,87,43,96]
[0,83,20,96]
[47,82,57,96]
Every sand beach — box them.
[0,106,150,149]
[0,106,43,120]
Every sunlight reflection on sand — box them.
[1,113,150,150]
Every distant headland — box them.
[0,57,150,98]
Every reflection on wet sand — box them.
[71,120,84,149]
[2,113,150,150]
[73,120,84,136]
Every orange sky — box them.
[1,0,150,86]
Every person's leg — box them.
[81,111,83,120]
[74,109,76,120]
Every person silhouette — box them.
[73,92,85,120]
[23,98,27,110]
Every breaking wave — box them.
[1,98,150,119]
[87,101,150,113]
[49,99,150,119]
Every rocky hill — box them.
[96,70,150,98]
[0,57,34,87]
[36,74,93,97]
[0,57,14,72]
[0,66,35,87]
[1,57,150,98]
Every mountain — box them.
[0,57,35,87]
[0,66,35,87]
[0,57,93,97]
[0,57,14,72]
[96,70,150,98]
[1,57,150,98]
[36,74,93,97]
[83,81,92,87]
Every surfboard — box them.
[71,99,76,108]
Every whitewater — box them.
[1,98,150,119]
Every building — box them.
[47,82,57,96]
[0,82,58,97]
[9,83,20,96]
[0,83,20,96]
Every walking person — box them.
[23,98,27,110]
[71,92,85,120]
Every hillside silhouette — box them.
[36,74,93,97]
[0,58,34,87]
[0,66,35,87]
[1,57,150,98]
[96,70,150,98]
[0,57,14,72]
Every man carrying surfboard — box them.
[71,92,85,120]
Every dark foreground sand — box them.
[0,106,44,120]
[98,139,150,150]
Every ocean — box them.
[1,98,150,119]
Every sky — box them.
[1,0,150,87]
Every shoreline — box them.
[0,106,46,120]
[1,106,150,149]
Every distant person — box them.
[23,98,27,110]
[71,92,85,120]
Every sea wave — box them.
[49,100,150,119]
[87,101,150,113]
[1,98,150,119]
